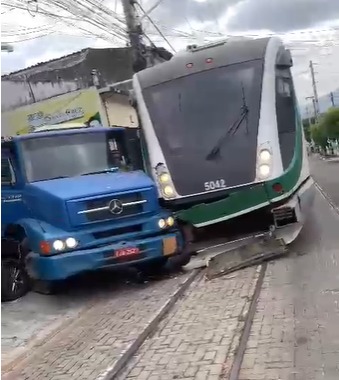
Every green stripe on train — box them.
[265,111,304,200]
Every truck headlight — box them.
[53,240,65,251]
[65,237,77,248]
[166,216,175,227]
[158,219,166,229]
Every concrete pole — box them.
[121,0,147,73]
[309,60,320,116]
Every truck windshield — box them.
[142,60,263,195]
[21,131,130,182]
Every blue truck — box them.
[1,127,189,301]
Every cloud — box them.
[224,0,339,33]
[148,0,339,34]
[1,0,339,105]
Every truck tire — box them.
[1,259,30,302]
[140,257,168,276]
[33,280,60,295]
[168,251,191,269]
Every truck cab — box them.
[1,127,185,301]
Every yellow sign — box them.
[2,88,103,136]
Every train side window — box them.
[277,78,291,97]
[275,68,297,169]
[1,157,16,185]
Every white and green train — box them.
[133,37,315,244]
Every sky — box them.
[1,0,339,110]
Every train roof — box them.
[135,37,278,89]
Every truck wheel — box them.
[168,251,191,269]
[33,280,60,295]
[1,260,30,302]
[141,258,168,276]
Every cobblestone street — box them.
[2,272,196,379]
[117,267,260,380]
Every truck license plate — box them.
[115,247,140,258]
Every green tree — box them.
[302,119,311,142]
[321,107,339,139]
[311,123,327,149]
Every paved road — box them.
[310,155,339,206]
[2,156,338,380]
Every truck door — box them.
[1,145,27,235]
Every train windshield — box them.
[143,60,264,196]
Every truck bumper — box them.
[27,232,182,281]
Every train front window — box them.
[142,60,264,195]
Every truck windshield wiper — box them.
[80,168,119,176]
[206,84,249,161]
[46,176,70,180]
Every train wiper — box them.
[206,85,249,161]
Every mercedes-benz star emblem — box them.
[108,199,123,215]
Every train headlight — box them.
[259,149,271,162]
[156,165,177,199]
[258,164,270,178]
[53,240,65,251]
[163,185,175,197]
[159,173,170,183]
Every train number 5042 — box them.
[204,179,226,191]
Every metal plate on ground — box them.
[205,238,287,280]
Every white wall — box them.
[1,80,79,112]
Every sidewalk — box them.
[239,192,339,380]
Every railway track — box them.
[3,176,337,380]
[102,183,339,380]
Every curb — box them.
[97,269,201,380]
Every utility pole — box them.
[121,0,147,73]
[330,92,335,107]
[306,96,317,123]
[122,0,173,73]
[309,60,320,116]
[305,106,312,127]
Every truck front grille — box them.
[80,193,145,222]
[93,225,142,239]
